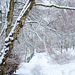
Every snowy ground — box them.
[14,49,75,75]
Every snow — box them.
[14,49,75,75]
[36,3,75,10]
[0,21,2,24]
[0,0,10,31]
[8,30,14,37]
[0,52,5,64]
[0,0,31,65]
[4,47,9,51]
[5,42,11,46]
[5,37,9,42]
[17,0,31,21]
[0,47,9,64]
[0,60,2,64]
[42,0,50,5]
[9,37,14,41]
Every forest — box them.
[0,0,75,75]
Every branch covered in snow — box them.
[26,28,47,52]
[35,3,75,10]
[17,0,31,21]
[26,21,38,23]
[0,0,32,65]
[0,28,4,36]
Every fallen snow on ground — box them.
[14,49,75,75]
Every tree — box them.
[1,0,75,74]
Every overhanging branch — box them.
[35,3,75,10]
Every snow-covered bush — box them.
[51,48,75,64]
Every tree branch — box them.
[26,21,38,23]
[25,28,48,52]
[35,3,75,10]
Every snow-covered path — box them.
[14,52,75,75]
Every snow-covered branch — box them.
[35,3,75,10]
[0,0,31,65]
[26,21,38,23]
[0,1,10,37]
[26,28,47,52]
[15,2,25,5]
[17,0,30,21]
[0,28,4,36]
[0,0,33,66]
